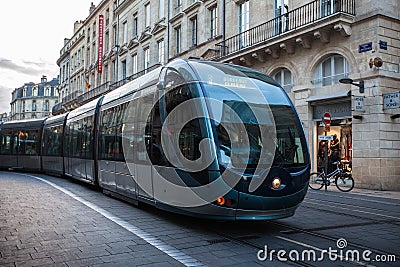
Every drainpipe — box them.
[222,0,226,41]
[222,0,226,59]
[167,0,171,62]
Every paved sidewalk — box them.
[0,172,186,267]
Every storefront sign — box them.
[313,102,351,120]
[98,15,104,74]
[353,96,364,111]
[359,42,372,53]
[383,92,399,109]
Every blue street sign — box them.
[359,42,372,53]
[379,40,387,50]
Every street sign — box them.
[322,112,331,125]
[383,92,399,109]
[353,96,364,111]
[359,42,372,53]
[379,40,387,50]
[318,135,333,141]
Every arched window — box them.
[274,68,293,93]
[313,54,349,88]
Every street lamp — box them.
[339,78,364,93]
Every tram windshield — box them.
[189,61,309,169]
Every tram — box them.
[0,59,310,220]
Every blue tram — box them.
[0,59,310,220]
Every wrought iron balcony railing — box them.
[52,64,162,115]
[215,0,355,59]
[78,81,111,105]
[109,64,161,90]
[52,102,63,114]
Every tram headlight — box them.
[216,197,225,205]
[271,177,281,190]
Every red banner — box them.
[98,15,104,74]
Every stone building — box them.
[56,0,399,190]
[0,113,8,123]
[10,76,59,120]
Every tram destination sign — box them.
[383,92,399,109]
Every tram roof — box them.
[44,113,68,125]
[0,118,46,130]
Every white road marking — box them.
[309,191,400,206]
[305,199,400,221]
[23,174,205,267]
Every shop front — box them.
[307,92,352,174]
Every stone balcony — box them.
[215,0,356,64]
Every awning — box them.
[306,90,351,102]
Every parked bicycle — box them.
[309,161,354,192]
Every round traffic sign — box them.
[323,112,331,125]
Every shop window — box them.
[313,54,349,88]
[316,119,352,173]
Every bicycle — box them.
[309,161,354,192]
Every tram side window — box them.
[71,121,81,157]
[43,126,62,156]
[151,85,203,166]
[19,130,39,155]
[100,108,116,160]
[82,117,93,159]
[0,134,12,154]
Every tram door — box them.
[2,130,18,168]
[134,93,155,202]
[115,103,138,199]
[64,123,74,178]
[0,131,15,168]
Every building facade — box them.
[0,113,8,123]
[56,0,399,190]
[10,76,59,120]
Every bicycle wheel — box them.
[335,173,354,192]
[309,172,324,190]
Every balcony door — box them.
[321,0,335,17]
[275,0,289,35]
[238,1,250,48]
